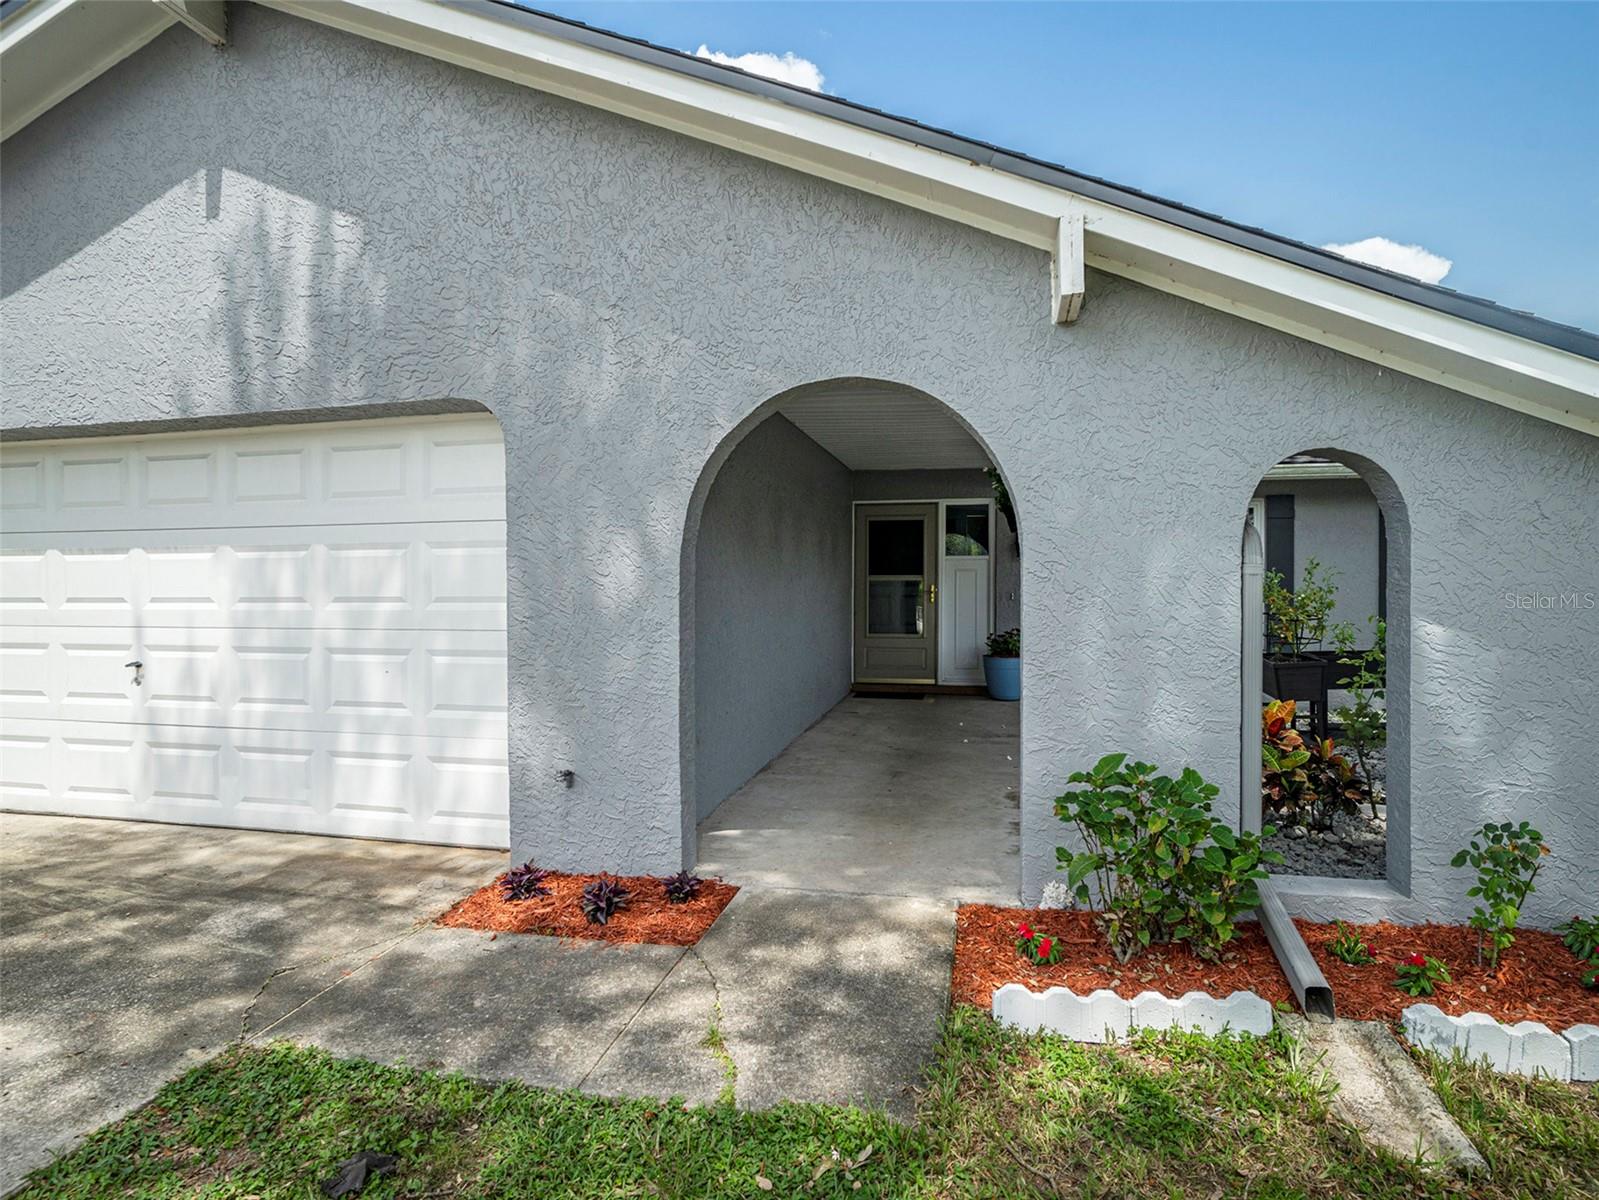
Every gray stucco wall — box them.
[693,415,851,820]
[852,469,1021,631]
[3,6,1595,925]
[1254,477,1383,637]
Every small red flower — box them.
[1017,923,1034,940]
[1037,937,1053,957]
[1407,952,1427,967]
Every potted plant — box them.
[983,627,1020,701]
[1262,559,1339,704]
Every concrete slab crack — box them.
[239,920,430,1043]
[575,947,689,1090]
[689,948,737,1104]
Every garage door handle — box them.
[125,660,144,686]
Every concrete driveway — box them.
[1,813,954,1193]
[0,812,504,1193]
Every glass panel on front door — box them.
[866,517,925,636]
[944,504,989,556]
[868,519,925,574]
[868,580,922,635]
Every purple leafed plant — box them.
[580,876,630,925]
[661,871,703,904]
[501,861,551,902]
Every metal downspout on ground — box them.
[1257,879,1335,1020]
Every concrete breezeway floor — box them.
[0,812,954,1193]
[696,694,1021,904]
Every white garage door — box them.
[0,414,510,847]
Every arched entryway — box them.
[680,379,1024,902]
[1242,449,1411,892]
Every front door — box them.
[854,503,938,683]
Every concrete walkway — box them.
[266,887,952,1116]
[0,813,954,1193]
[697,695,1020,904]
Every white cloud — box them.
[694,44,825,91]
[1321,236,1453,285]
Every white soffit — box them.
[1261,461,1362,482]
[776,389,992,471]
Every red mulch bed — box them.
[952,906,1295,1010]
[1297,919,1599,1027]
[954,906,1597,1030]
[438,871,738,946]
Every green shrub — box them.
[1054,754,1281,963]
[1327,921,1375,965]
[1263,558,1338,657]
[1451,821,1550,969]
[1555,915,1599,988]
[985,627,1019,657]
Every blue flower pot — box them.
[982,654,1021,701]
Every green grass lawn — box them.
[19,1008,1597,1199]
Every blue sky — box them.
[528,2,1598,331]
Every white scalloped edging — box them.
[1401,1005,1598,1082]
[991,984,1273,1041]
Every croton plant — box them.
[1261,700,1368,831]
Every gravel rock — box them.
[1267,806,1386,879]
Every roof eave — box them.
[263,0,1599,439]
[6,0,1597,437]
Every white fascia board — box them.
[157,0,228,46]
[0,0,178,140]
[30,0,1597,438]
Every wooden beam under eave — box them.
[1051,211,1085,323]
[156,0,226,46]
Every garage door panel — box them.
[0,730,52,809]
[4,626,508,742]
[1,416,510,847]
[1,717,509,847]
[0,549,48,610]
[0,528,505,631]
[141,639,225,715]
[0,639,50,709]
[3,416,505,535]
[58,635,142,722]
[0,456,47,511]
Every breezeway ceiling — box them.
[775,387,994,471]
